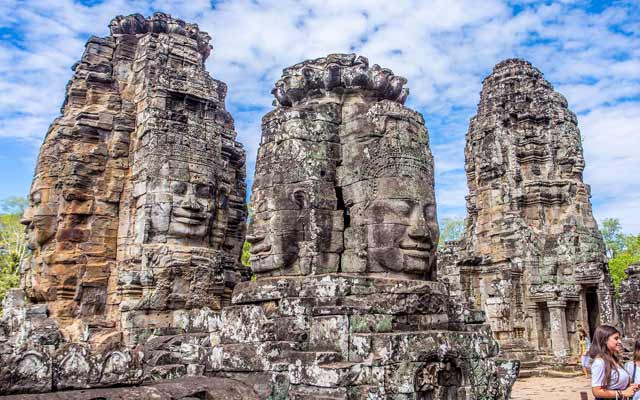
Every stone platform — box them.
[0,377,260,400]
[210,274,518,399]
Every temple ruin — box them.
[1,9,620,397]
[0,13,248,394]
[620,263,640,340]
[223,54,517,398]
[438,59,617,371]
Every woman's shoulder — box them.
[591,357,604,367]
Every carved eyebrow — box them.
[378,199,412,215]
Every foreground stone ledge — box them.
[0,377,260,400]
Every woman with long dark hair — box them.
[590,325,639,399]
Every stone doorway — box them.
[539,303,552,351]
[585,287,600,339]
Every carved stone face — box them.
[21,185,58,250]
[247,184,310,274]
[362,175,438,277]
[136,246,226,311]
[149,164,217,245]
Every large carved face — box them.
[149,163,217,245]
[21,184,59,250]
[247,183,310,274]
[360,174,438,277]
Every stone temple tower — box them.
[439,59,616,365]
[1,13,246,393]
[216,54,517,399]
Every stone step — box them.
[519,359,540,369]
[545,369,583,378]
[518,367,546,378]
[518,366,584,379]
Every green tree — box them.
[601,218,626,258]
[0,213,28,304]
[609,233,640,292]
[241,240,251,267]
[0,196,28,215]
[438,217,465,245]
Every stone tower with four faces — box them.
[248,54,439,280]
[439,59,616,364]
[2,13,246,393]
[221,54,517,399]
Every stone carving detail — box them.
[438,59,616,364]
[0,13,245,394]
[620,263,640,340]
[248,54,438,279]
[221,54,517,399]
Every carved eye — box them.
[195,183,213,198]
[171,182,187,195]
[388,200,411,217]
[423,203,436,220]
[31,191,42,205]
[292,190,307,209]
[218,191,228,209]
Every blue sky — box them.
[1,0,639,232]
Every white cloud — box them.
[0,0,638,232]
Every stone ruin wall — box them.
[620,263,640,340]
[0,13,520,399]
[438,59,616,363]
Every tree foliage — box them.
[601,218,626,258]
[608,233,640,292]
[0,211,28,304]
[0,196,28,215]
[241,240,251,267]
[438,217,465,245]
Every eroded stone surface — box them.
[438,59,616,363]
[248,54,438,279]
[218,55,518,399]
[0,12,246,394]
[620,263,640,339]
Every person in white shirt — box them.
[624,339,640,400]
[590,325,639,399]
[579,327,592,377]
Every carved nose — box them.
[408,226,428,240]
[20,208,33,226]
[181,199,202,212]
[408,211,429,241]
[245,233,265,244]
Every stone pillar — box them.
[619,264,640,338]
[526,304,541,350]
[548,300,570,357]
[578,287,589,333]
[598,284,617,325]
